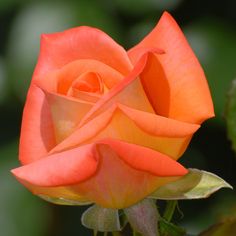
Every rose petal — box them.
[34,26,132,78]
[16,182,90,205]
[118,104,200,137]
[73,142,185,208]
[68,90,101,103]
[51,104,199,159]
[140,53,170,117]
[128,12,214,124]
[12,143,99,186]
[79,52,155,127]
[36,59,124,95]
[12,140,186,208]
[70,72,103,94]
[90,106,198,159]
[43,89,93,143]
[19,85,56,165]
[101,139,188,176]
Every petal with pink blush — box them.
[12,140,187,209]
[128,12,214,124]
[33,26,132,78]
[12,143,99,187]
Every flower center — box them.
[67,72,106,103]
[72,72,103,94]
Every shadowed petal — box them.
[19,85,56,165]
[128,12,214,124]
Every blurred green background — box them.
[0,0,236,235]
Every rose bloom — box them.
[12,12,214,209]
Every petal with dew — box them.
[34,26,132,79]
[128,12,214,124]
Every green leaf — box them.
[199,217,236,236]
[81,204,121,232]
[225,79,236,153]
[150,169,232,200]
[124,199,159,236]
[159,217,186,236]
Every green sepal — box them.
[81,204,122,232]
[149,169,232,200]
[124,198,159,236]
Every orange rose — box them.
[12,12,214,209]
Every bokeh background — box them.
[0,0,236,235]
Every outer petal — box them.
[128,12,214,124]
[12,140,186,209]
[101,139,188,176]
[12,143,99,186]
[51,104,199,159]
[14,183,91,205]
[34,26,132,78]
[73,142,186,208]
[19,84,56,165]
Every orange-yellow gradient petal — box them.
[128,12,214,124]
[34,26,132,78]
[51,104,199,159]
